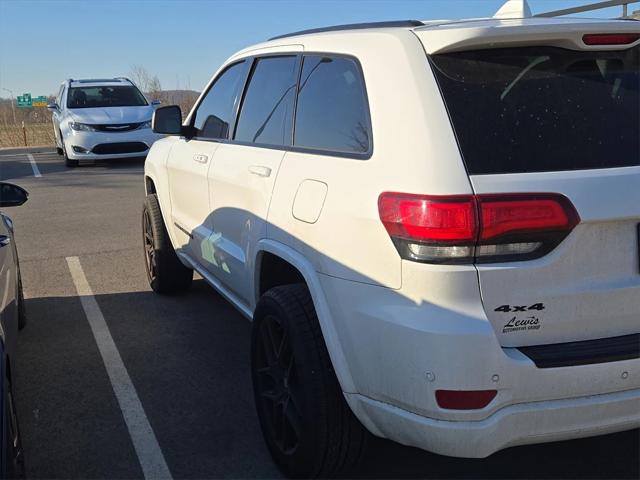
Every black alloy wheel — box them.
[251,284,369,478]
[142,208,157,284]
[254,313,302,455]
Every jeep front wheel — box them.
[142,194,193,294]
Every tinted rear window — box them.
[294,55,371,154]
[430,46,640,174]
[235,56,298,146]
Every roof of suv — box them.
[247,15,640,56]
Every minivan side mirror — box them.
[0,183,28,208]
[152,105,182,135]
[47,103,59,111]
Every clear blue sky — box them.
[0,0,638,97]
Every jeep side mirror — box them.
[0,182,29,208]
[152,105,182,135]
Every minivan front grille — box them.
[93,123,143,132]
[91,142,148,155]
[518,333,640,368]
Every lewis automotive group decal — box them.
[494,303,545,334]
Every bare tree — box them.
[147,75,164,102]
[130,65,152,92]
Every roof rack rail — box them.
[269,20,424,41]
[73,78,126,84]
[536,0,634,19]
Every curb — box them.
[0,146,56,155]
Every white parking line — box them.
[65,256,173,480]
[27,154,42,177]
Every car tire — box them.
[60,133,78,167]
[142,193,193,294]
[17,275,26,331]
[4,370,25,479]
[251,284,369,478]
[56,147,63,156]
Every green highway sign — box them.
[17,93,31,108]
[32,96,48,107]
[16,93,49,108]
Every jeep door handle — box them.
[193,154,209,164]
[248,165,272,177]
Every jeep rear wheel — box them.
[142,194,193,294]
[252,284,368,478]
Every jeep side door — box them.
[205,54,300,305]
[165,60,249,265]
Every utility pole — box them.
[2,88,17,125]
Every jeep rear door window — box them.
[430,46,640,174]
[234,56,298,146]
[194,61,248,140]
[294,55,371,154]
[67,85,148,108]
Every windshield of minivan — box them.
[67,85,148,109]
[430,45,640,174]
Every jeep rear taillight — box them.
[378,192,579,264]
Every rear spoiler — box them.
[414,19,640,54]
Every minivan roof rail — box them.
[73,78,127,84]
[269,20,424,41]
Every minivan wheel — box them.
[142,193,193,294]
[252,284,368,478]
[61,136,78,168]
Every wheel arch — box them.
[254,239,357,393]
[144,175,157,195]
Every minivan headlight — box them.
[69,122,96,132]
[138,120,152,129]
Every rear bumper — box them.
[347,387,640,458]
[317,264,640,457]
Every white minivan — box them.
[142,3,640,477]
[49,78,162,167]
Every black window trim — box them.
[186,51,374,161]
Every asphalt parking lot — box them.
[0,148,638,479]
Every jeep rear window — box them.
[430,46,640,174]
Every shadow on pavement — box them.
[13,279,640,479]
[0,153,145,183]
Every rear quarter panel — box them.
[267,30,473,288]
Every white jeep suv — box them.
[142,7,640,477]
[49,78,162,167]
